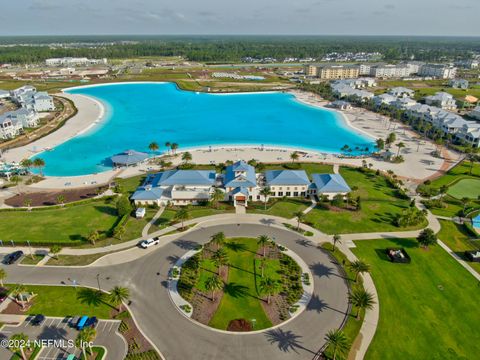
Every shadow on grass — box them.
[224,241,250,253]
[265,329,315,354]
[77,288,114,309]
[223,282,249,298]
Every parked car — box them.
[66,355,76,360]
[76,315,89,330]
[3,251,24,264]
[140,238,160,249]
[85,316,98,328]
[70,316,80,327]
[31,314,46,326]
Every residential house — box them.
[373,94,397,107]
[392,97,417,110]
[424,92,457,110]
[449,79,469,89]
[131,170,217,206]
[264,170,310,198]
[388,87,415,98]
[0,115,22,139]
[0,90,10,99]
[470,106,480,120]
[223,161,258,206]
[330,100,352,110]
[8,108,39,128]
[308,174,351,199]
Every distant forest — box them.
[0,35,479,64]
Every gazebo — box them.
[110,150,149,167]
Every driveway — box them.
[1,224,349,360]
[0,317,126,360]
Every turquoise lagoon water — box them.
[35,82,375,176]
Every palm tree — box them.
[9,333,29,360]
[108,286,130,311]
[165,142,171,154]
[174,208,190,229]
[461,197,470,214]
[257,234,270,257]
[148,141,159,154]
[349,260,371,282]
[32,158,45,176]
[293,210,305,231]
[212,248,229,275]
[349,288,376,320]
[0,268,6,287]
[181,151,192,164]
[113,225,126,240]
[259,186,272,210]
[20,158,32,173]
[375,138,385,151]
[10,175,21,194]
[332,234,341,252]
[87,230,100,245]
[210,231,226,250]
[171,143,179,155]
[290,151,299,163]
[50,245,62,260]
[324,329,350,360]
[23,198,32,211]
[259,277,281,304]
[211,188,224,209]
[56,194,66,207]
[205,275,223,301]
[76,327,97,359]
[11,284,27,309]
[395,142,405,157]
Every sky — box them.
[1,0,479,36]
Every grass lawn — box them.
[428,196,466,217]
[19,254,45,265]
[19,285,112,319]
[437,220,480,274]
[0,199,119,245]
[447,178,480,199]
[208,237,273,330]
[46,252,112,266]
[121,208,157,240]
[248,198,310,218]
[305,167,421,234]
[352,238,480,360]
[430,161,480,188]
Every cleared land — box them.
[352,238,480,360]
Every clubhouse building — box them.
[131,160,351,207]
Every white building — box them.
[425,92,457,110]
[388,87,415,98]
[373,94,397,107]
[45,57,107,67]
[448,79,469,89]
[8,108,39,128]
[419,64,457,79]
[0,115,23,139]
[264,170,310,198]
[32,92,55,112]
[369,64,411,78]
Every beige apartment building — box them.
[305,64,359,79]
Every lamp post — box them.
[27,240,33,260]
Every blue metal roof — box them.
[131,187,164,200]
[147,170,216,186]
[111,150,149,166]
[232,187,249,196]
[265,170,310,186]
[224,161,256,188]
[311,174,351,193]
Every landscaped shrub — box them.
[125,350,161,360]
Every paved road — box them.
[2,224,349,360]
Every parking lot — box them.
[0,316,127,359]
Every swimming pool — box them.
[35,82,375,176]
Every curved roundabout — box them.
[4,222,350,360]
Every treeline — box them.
[0,35,479,64]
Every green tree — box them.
[349,259,370,282]
[76,327,97,359]
[174,208,190,229]
[290,151,299,163]
[10,175,21,194]
[386,132,396,147]
[10,284,27,309]
[375,138,385,151]
[417,228,437,249]
[205,275,223,301]
[20,158,32,172]
[181,151,192,164]
[108,286,130,311]
[113,225,126,240]
[332,234,341,252]
[294,210,305,231]
[212,248,229,275]
[9,333,30,360]
[395,142,406,157]
[210,231,226,250]
[257,234,270,257]
[259,186,272,210]
[116,196,132,217]
[148,141,159,154]
[171,143,179,154]
[324,329,350,360]
[23,198,32,211]
[211,188,224,208]
[32,158,45,176]
[88,230,100,245]
[259,277,281,304]
[461,197,470,214]
[165,141,171,154]
[56,194,66,207]
[50,245,62,260]
[349,288,376,320]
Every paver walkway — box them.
[142,206,165,238]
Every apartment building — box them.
[305,64,359,79]
[419,64,457,79]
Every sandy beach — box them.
[0,86,462,191]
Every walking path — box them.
[141,206,165,238]
[302,195,317,214]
